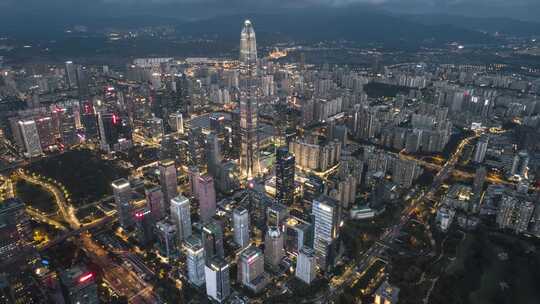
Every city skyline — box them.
[0,9,539,304]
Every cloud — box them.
[0,0,539,21]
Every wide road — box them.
[17,168,159,303]
[77,233,158,304]
[15,169,81,229]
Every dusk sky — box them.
[1,0,539,21]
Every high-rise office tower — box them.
[145,186,165,221]
[295,246,317,284]
[182,236,205,287]
[266,202,289,231]
[75,65,89,96]
[312,195,340,270]
[239,92,259,179]
[473,135,489,163]
[65,61,78,89]
[134,208,154,246]
[206,132,222,177]
[112,179,133,229]
[302,175,325,207]
[264,226,284,268]
[275,146,295,206]
[60,112,78,148]
[197,175,217,223]
[59,266,99,304]
[239,20,257,66]
[170,112,184,134]
[81,105,99,140]
[204,257,230,303]
[97,112,132,152]
[0,198,30,261]
[170,195,192,242]
[18,119,42,157]
[284,217,313,255]
[202,220,224,262]
[239,246,268,292]
[160,134,178,162]
[233,207,250,249]
[188,166,200,197]
[35,116,55,149]
[187,126,206,171]
[155,219,178,259]
[159,159,178,211]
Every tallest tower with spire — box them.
[240,20,257,66]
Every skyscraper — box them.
[233,207,250,249]
[275,146,295,206]
[170,195,192,242]
[188,166,200,197]
[239,92,259,179]
[302,175,324,207]
[312,195,340,270]
[202,220,224,262]
[204,257,230,303]
[145,186,165,221]
[170,112,184,134]
[183,236,205,287]
[264,226,284,268]
[187,126,206,171]
[134,208,154,246]
[155,219,178,259]
[238,246,268,292]
[35,116,55,149]
[206,132,222,177]
[266,202,289,231]
[112,179,133,229]
[97,112,132,152]
[65,61,78,89]
[197,175,217,223]
[284,217,313,255]
[159,159,178,211]
[18,119,42,158]
[239,20,257,66]
[295,246,317,284]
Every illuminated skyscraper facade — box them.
[240,20,257,66]
[112,178,133,229]
[233,207,250,249]
[183,236,205,287]
[275,147,295,206]
[159,159,178,211]
[170,195,192,242]
[239,92,259,179]
[312,195,340,270]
